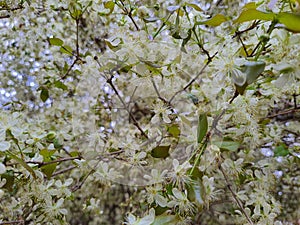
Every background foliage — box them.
[0,0,299,224]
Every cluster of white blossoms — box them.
[0,0,299,224]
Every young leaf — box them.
[54,80,68,90]
[278,12,300,33]
[104,1,115,14]
[41,163,58,179]
[185,3,203,11]
[197,113,208,144]
[243,60,266,84]
[234,9,274,23]
[151,145,170,158]
[60,45,73,56]
[187,181,204,207]
[40,149,57,179]
[167,124,181,138]
[274,144,290,157]
[39,86,49,102]
[49,37,64,46]
[153,214,180,225]
[243,2,257,10]
[200,14,228,27]
[215,141,240,152]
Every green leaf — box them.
[54,80,68,90]
[60,45,73,56]
[151,145,170,158]
[274,144,290,157]
[197,113,208,144]
[167,124,181,138]
[187,181,204,207]
[243,2,257,10]
[197,14,228,27]
[41,163,57,179]
[242,60,266,84]
[153,214,180,225]
[39,86,49,102]
[8,151,37,179]
[49,37,64,46]
[185,3,202,11]
[40,149,57,179]
[105,38,122,51]
[46,131,56,141]
[104,1,115,14]
[119,64,133,73]
[235,82,248,95]
[40,149,56,158]
[215,141,240,152]
[187,166,202,180]
[234,9,274,23]
[278,12,300,33]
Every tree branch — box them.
[168,51,217,104]
[219,162,254,225]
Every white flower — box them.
[55,178,73,197]
[167,188,196,216]
[168,159,192,189]
[151,101,172,124]
[44,198,68,217]
[124,208,155,225]
[143,169,168,184]
[145,184,168,207]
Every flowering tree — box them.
[0,0,299,224]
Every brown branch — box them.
[151,78,169,104]
[118,0,139,31]
[51,165,77,177]
[94,57,148,138]
[169,51,218,104]
[0,15,10,19]
[0,5,24,12]
[219,162,254,225]
[266,108,300,119]
[76,19,80,56]
[106,77,148,138]
[60,58,78,80]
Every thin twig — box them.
[0,15,10,19]
[219,163,254,225]
[51,165,77,177]
[151,78,169,104]
[76,19,80,56]
[60,58,78,80]
[266,108,300,119]
[107,78,148,138]
[118,0,139,31]
[94,57,148,138]
[169,51,217,104]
